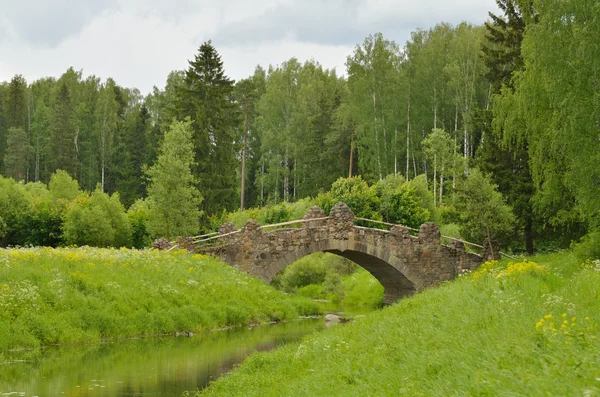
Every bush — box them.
[62,188,132,247]
[439,205,461,225]
[572,231,600,260]
[375,176,430,228]
[317,176,380,220]
[128,199,151,249]
[274,256,329,292]
[407,174,436,220]
[0,176,31,246]
[49,170,80,202]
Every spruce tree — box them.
[177,41,239,219]
[50,82,77,177]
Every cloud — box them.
[0,0,499,94]
[0,0,118,47]
[212,0,495,48]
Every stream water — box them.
[0,319,325,397]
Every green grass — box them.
[198,252,600,396]
[0,247,320,354]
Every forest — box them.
[0,0,598,259]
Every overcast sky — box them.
[0,0,499,94]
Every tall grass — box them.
[0,247,320,354]
[199,252,600,396]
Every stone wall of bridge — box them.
[199,202,482,304]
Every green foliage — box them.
[220,199,317,229]
[199,252,600,396]
[24,186,64,247]
[374,175,430,228]
[572,232,600,261]
[439,223,462,240]
[439,205,461,225]
[3,128,32,181]
[0,176,30,246]
[146,119,202,239]
[49,170,80,202]
[62,189,132,248]
[407,174,437,219]
[317,176,380,220]
[0,248,321,350]
[457,168,515,245]
[273,255,329,292]
[341,270,384,308]
[493,0,598,241]
[272,253,381,308]
[127,199,151,249]
[176,41,239,216]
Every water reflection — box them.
[1,320,324,397]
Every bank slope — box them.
[0,247,320,352]
[200,253,600,397]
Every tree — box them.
[146,119,202,239]
[346,33,404,182]
[6,75,27,131]
[3,128,33,181]
[94,79,119,192]
[422,128,457,207]
[49,169,81,202]
[50,81,77,177]
[457,168,515,248]
[493,0,596,248]
[234,78,258,210]
[176,41,239,217]
[477,0,537,254]
[0,176,30,246]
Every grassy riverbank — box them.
[199,252,600,396]
[0,247,320,354]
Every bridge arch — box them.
[199,202,482,304]
[266,239,418,304]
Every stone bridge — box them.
[189,202,484,304]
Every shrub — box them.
[0,176,30,246]
[317,176,380,220]
[128,199,151,249]
[62,188,132,247]
[572,231,600,260]
[273,255,329,292]
[48,170,80,202]
[375,176,430,228]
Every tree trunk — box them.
[440,163,444,207]
[406,84,411,180]
[394,127,398,176]
[380,100,388,177]
[348,137,354,178]
[525,215,534,255]
[240,102,248,210]
[433,153,437,207]
[371,92,382,180]
[433,86,437,129]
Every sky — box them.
[0,0,500,94]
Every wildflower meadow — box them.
[0,247,320,356]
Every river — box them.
[0,319,326,397]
